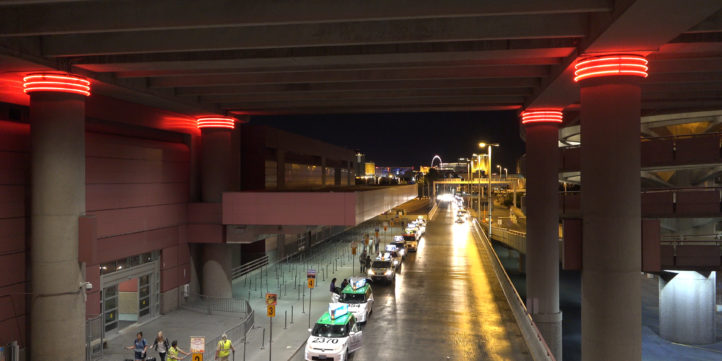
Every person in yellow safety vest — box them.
[167,340,190,361]
[215,333,235,361]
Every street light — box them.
[479,142,499,237]
[496,164,502,181]
[503,167,508,179]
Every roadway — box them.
[292,203,531,360]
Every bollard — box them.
[297,286,300,300]
[291,305,294,324]
[302,291,305,313]
[285,310,287,329]
[260,327,265,350]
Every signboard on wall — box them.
[190,336,205,353]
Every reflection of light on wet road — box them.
[292,204,530,361]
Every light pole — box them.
[479,142,499,237]
[496,164,502,181]
[504,167,508,179]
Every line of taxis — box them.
[304,218,426,361]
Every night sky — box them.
[253,111,526,172]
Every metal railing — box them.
[85,315,104,361]
[471,219,556,361]
[661,233,722,246]
[201,306,255,360]
[232,255,269,280]
[181,292,252,315]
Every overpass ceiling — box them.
[0,0,720,116]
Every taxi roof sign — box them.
[385,244,397,252]
[317,310,352,326]
[329,303,349,320]
[350,277,366,290]
[393,235,404,242]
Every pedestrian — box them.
[340,278,349,290]
[125,331,148,361]
[152,331,170,361]
[330,278,338,294]
[365,254,372,272]
[359,250,368,272]
[167,340,190,361]
[215,333,235,361]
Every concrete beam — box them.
[200,87,532,104]
[0,0,610,36]
[73,40,577,72]
[42,14,586,56]
[231,104,522,115]
[218,95,525,111]
[175,78,541,96]
[526,0,722,108]
[149,65,548,88]
[115,57,563,79]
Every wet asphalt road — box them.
[292,205,531,361]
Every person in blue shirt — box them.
[126,331,148,361]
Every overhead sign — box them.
[267,304,276,317]
[190,336,205,353]
[266,293,277,306]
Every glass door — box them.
[138,274,151,318]
[103,285,119,333]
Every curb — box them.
[287,340,307,361]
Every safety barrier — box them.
[85,315,103,361]
[231,255,269,280]
[428,201,439,220]
[201,306,255,360]
[471,219,556,361]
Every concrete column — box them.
[659,271,716,344]
[29,90,87,361]
[321,157,327,186]
[276,149,286,189]
[580,73,643,360]
[523,116,562,360]
[200,128,232,203]
[334,168,342,186]
[199,122,234,298]
[201,243,233,298]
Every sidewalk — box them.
[98,216,409,361]
[101,309,243,361]
[234,220,408,361]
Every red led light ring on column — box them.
[573,55,648,82]
[23,73,91,96]
[197,117,236,129]
[521,110,563,125]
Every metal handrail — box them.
[471,219,556,361]
[202,306,255,360]
[231,255,269,279]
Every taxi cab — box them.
[388,239,407,258]
[401,233,418,252]
[331,277,374,323]
[305,304,363,361]
[382,246,403,270]
[367,256,396,284]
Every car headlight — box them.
[367,269,375,276]
[384,270,393,276]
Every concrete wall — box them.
[0,120,29,348]
[223,185,417,226]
